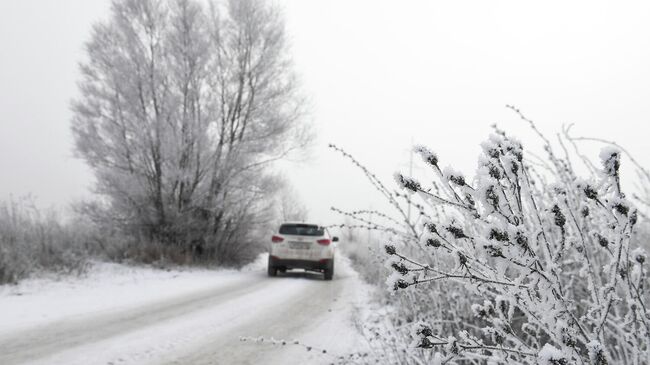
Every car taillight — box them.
[317,239,331,245]
[271,235,284,243]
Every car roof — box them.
[280,222,322,226]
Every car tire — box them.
[268,265,277,277]
[324,261,334,281]
[267,255,278,277]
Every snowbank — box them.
[0,260,253,335]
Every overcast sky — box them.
[1,0,649,224]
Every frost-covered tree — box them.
[71,0,308,263]
[276,182,309,223]
[332,109,649,364]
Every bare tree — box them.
[275,181,309,223]
[71,0,309,264]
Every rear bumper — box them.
[269,256,332,271]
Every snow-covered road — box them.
[0,255,369,365]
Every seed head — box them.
[413,145,438,167]
[584,185,598,200]
[424,222,438,234]
[394,173,421,192]
[394,279,409,290]
[636,253,646,264]
[391,262,409,275]
[596,234,609,248]
[446,224,468,239]
[612,202,629,216]
[551,205,566,227]
[385,244,396,255]
[489,228,509,242]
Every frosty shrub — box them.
[564,126,650,222]
[332,113,649,364]
[332,216,389,287]
[330,145,485,365]
[0,198,90,284]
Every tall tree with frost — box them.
[72,0,308,263]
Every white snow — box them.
[0,254,371,365]
[599,146,621,177]
[442,165,465,183]
[413,144,438,166]
[0,261,249,335]
[537,343,566,365]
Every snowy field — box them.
[0,255,371,365]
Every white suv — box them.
[267,223,339,280]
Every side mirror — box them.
[332,236,339,242]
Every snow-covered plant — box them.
[564,125,650,264]
[330,144,484,364]
[563,124,650,222]
[0,198,90,284]
[332,110,649,364]
[71,0,310,265]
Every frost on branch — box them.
[599,147,621,178]
[397,129,648,363]
[414,145,439,167]
[537,344,567,365]
[333,115,650,364]
[394,173,421,192]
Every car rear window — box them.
[279,224,324,236]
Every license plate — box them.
[289,241,310,249]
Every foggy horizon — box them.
[2,0,649,224]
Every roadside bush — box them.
[335,218,387,286]
[77,194,275,268]
[0,193,273,285]
[0,198,90,284]
[333,109,649,364]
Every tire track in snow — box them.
[0,274,263,365]
[0,258,366,365]
[161,269,353,365]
